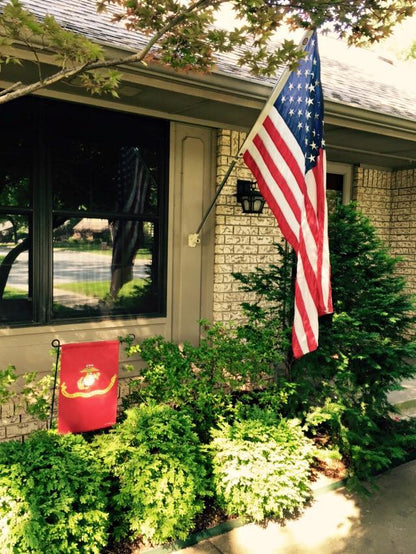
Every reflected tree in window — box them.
[0,175,31,303]
[110,147,155,298]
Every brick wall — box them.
[213,130,283,324]
[214,131,416,323]
[352,166,393,245]
[352,166,416,298]
[0,402,47,442]
[390,169,416,298]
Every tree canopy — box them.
[0,0,414,104]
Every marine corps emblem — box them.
[77,364,100,390]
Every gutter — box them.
[2,42,416,144]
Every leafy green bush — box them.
[233,203,416,489]
[123,320,282,440]
[0,431,110,553]
[208,411,313,522]
[93,404,209,545]
[0,364,53,421]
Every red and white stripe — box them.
[243,108,332,358]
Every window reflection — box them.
[50,105,161,215]
[0,96,168,326]
[52,219,155,318]
[0,215,32,322]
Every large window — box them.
[0,97,168,325]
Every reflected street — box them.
[0,247,149,292]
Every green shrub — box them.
[93,404,209,545]
[0,431,110,553]
[123,320,281,440]
[0,365,53,422]
[208,412,313,522]
[233,203,416,489]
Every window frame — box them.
[0,97,169,327]
[326,161,353,205]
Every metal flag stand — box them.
[49,339,61,430]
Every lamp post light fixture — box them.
[236,180,265,214]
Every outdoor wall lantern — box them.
[236,179,265,214]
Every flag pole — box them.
[239,29,313,155]
[188,157,238,247]
[188,29,313,248]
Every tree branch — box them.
[0,0,225,104]
[0,62,91,104]
[0,237,29,299]
[87,0,223,71]
[0,81,22,96]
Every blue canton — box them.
[276,33,325,173]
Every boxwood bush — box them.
[0,431,110,553]
[93,403,209,546]
[208,410,313,522]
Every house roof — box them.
[1,0,416,168]
[73,218,108,233]
[7,0,415,121]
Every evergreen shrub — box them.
[208,411,313,521]
[234,203,416,489]
[0,431,110,553]
[93,403,209,545]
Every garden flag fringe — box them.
[58,340,119,434]
[242,31,333,358]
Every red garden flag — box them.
[242,31,332,358]
[58,340,119,434]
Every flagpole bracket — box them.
[188,233,200,248]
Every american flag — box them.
[242,31,333,358]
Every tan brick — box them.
[224,235,251,245]
[1,402,14,419]
[118,380,131,398]
[215,245,234,254]
[6,421,45,438]
[233,245,259,254]
[250,235,275,245]
[232,226,259,236]
[216,205,235,216]
[214,283,233,293]
[1,416,20,425]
